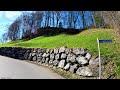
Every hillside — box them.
[0,29,117,55]
[0,28,120,78]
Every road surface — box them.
[0,55,64,79]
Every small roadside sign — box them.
[99,40,112,43]
[97,38,112,79]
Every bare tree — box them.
[34,11,44,29]
[80,11,86,29]
[51,11,55,27]
[6,11,120,42]
[21,12,36,38]
[87,11,96,28]
[14,17,21,40]
[22,12,31,38]
[54,11,62,27]
[68,11,73,28]
[8,23,18,41]
[29,12,36,34]
[44,11,51,27]
[1,32,8,43]
[72,11,79,28]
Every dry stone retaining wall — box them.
[0,46,102,77]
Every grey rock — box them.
[79,48,87,55]
[54,48,59,54]
[96,57,103,64]
[37,53,42,61]
[58,60,65,68]
[69,64,78,73]
[61,53,67,59]
[55,54,60,60]
[72,48,81,55]
[50,53,55,60]
[76,56,88,65]
[64,63,71,70]
[46,53,49,57]
[67,53,76,63]
[89,58,98,65]
[31,53,36,56]
[46,49,50,53]
[37,56,42,62]
[42,53,49,58]
[89,57,103,66]
[33,49,37,53]
[53,60,59,66]
[37,49,42,53]
[49,60,53,65]
[45,58,49,64]
[76,67,93,76]
[41,49,46,53]
[26,49,31,53]
[59,46,67,53]
[33,56,37,61]
[50,49,54,54]
[73,64,78,68]
[42,58,46,63]
[24,53,29,60]
[42,53,47,58]
[85,53,92,60]
[28,53,32,60]
[65,48,72,54]
[37,58,42,62]
[37,53,43,57]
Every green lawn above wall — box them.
[0,29,117,56]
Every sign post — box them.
[97,38,112,79]
[97,38,101,79]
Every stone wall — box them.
[0,46,102,77]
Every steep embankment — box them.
[0,28,120,78]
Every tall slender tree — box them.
[54,11,62,27]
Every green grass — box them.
[0,29,117,56]
[0,29,118,57]
[0,28,120,78]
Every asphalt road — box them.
[0,55,64,79]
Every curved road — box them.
[0,55,64,79]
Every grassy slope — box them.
[0,29,116,56]
[0,28,120,78]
